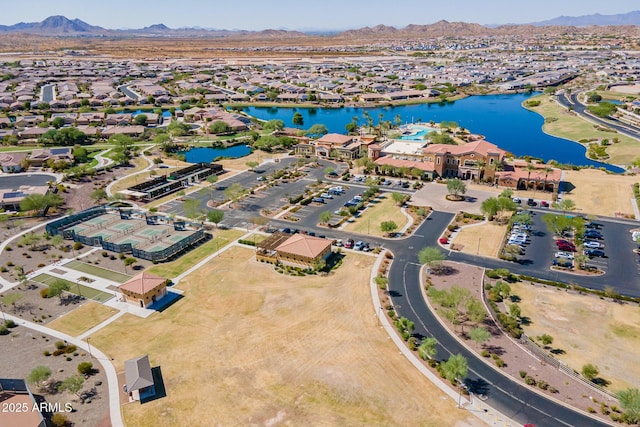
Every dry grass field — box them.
[342,194,408,237]
[451,222,507,257]
[91,247,477,427]
[513,282,640,392]
[563,169,637,217]
[47,301,118,337]
[525,94,640,166]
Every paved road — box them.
[385,212,608,427]
[118,84,141,101]
[557,93,640,140]
[0,172,58,189]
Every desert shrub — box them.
[51,413,71,427]
[519,370,527,378]
[4,320,15,328]
[524,376,537,386]
[548,386,558,394]
[72,242,83,250]
[77,361,93,375]
[0,325,8,335]
[538,380,548,390]
[43,350,51,356]
[55,341,65,350]
[37,263,45,268]
[481,350,490,358]
[40,288,49,298]
[587,407,596,413]
[494,357,505,367]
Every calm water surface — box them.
[243,94,623,172]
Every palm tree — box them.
[525,162,536,191]
[542,166,554,193]
[475,160,486,183]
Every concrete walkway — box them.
[4,313,124,427]
[105,145,155,197]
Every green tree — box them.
[618,388,640,423]
[469,327,491,348]
[207,209,224,227]
[209,120,230,134]
[246,161,259,170]
[418,337,438,360]
[89,188,107,204]
[541,213,574,236]
[224,183,246,205]
[537,334,554,347]
[262,119,285,132]
[167,120,191,138]
[581,363,599,381]
[427,131,456,145]
[28,366,52,389]
[552,199,576,213]
[77,362,93,376]
[292,112,304,128]
[394,316,414,341]
[319,211,332,224]
[20,193,64,217]
[51,117,65,129]
[72,145,89,163]
[183,199,203,221]
[47,280,70,298]
[380,220,398,234]
[123,257,137,273]
[442,353,468,386]
[58,375,84,398]
[305,124,328,138]
[446,178,466,198]
[323,167,335,175]
[391,192,407,206]
[206,175,219,185]
[133,114,148,126]
[418,246,446,271]
[18,232,42,250]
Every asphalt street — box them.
[0,173,54,189]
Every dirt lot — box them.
[512,282,640,391]
[0,326,109,427]
[90,247,476,427]
[563,169,637,217]
[451,222,507,257]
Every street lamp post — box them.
[86,337,93,359]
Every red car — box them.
[557,244,576,252]
[540,201,549,207]
[555,239,572,246]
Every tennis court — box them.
[85,216,109,227]
[167,234,188,243]
[138,228,164,237]
[31,273,114,303]
[63,260,132,283]
[112,222,134,231]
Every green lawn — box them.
[524,94,640,165]
[31,273,114,303]
[146,228,244,278]
[342,194,408,237]
[63,260,132,283]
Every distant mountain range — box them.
[530,10,640,27]
[0,13,638,38]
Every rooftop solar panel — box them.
[2,191,23,198]
[50,148,69,155]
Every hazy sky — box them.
[2,0,639,30]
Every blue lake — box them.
[130,109,175,118]
[181,144,252,163]
[243,94,623,173]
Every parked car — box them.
[527,198,537,207]
[334,239,344,247]
[555,251,574,260]
[540,201,549,207]
[555,239,573,246]
[557,244,576,252]
[512,197,521,204]
[585,222,603,229]
[280,227,291,234]
[320,193,333,199]
[344,239,355,249]
[585,249,606,258]
[256,176,264,181]
[354,240,365,251]
[583,241,604,249]
[553,258,573,268]
[584,231,603,240]
[312,197,325,203]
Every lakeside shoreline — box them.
[522,95,629,171]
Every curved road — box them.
[556,93,640,140]
[385,212,608,427]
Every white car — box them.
[320,193,333,199]
[583,240,603,249]
[555,251,574,260]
